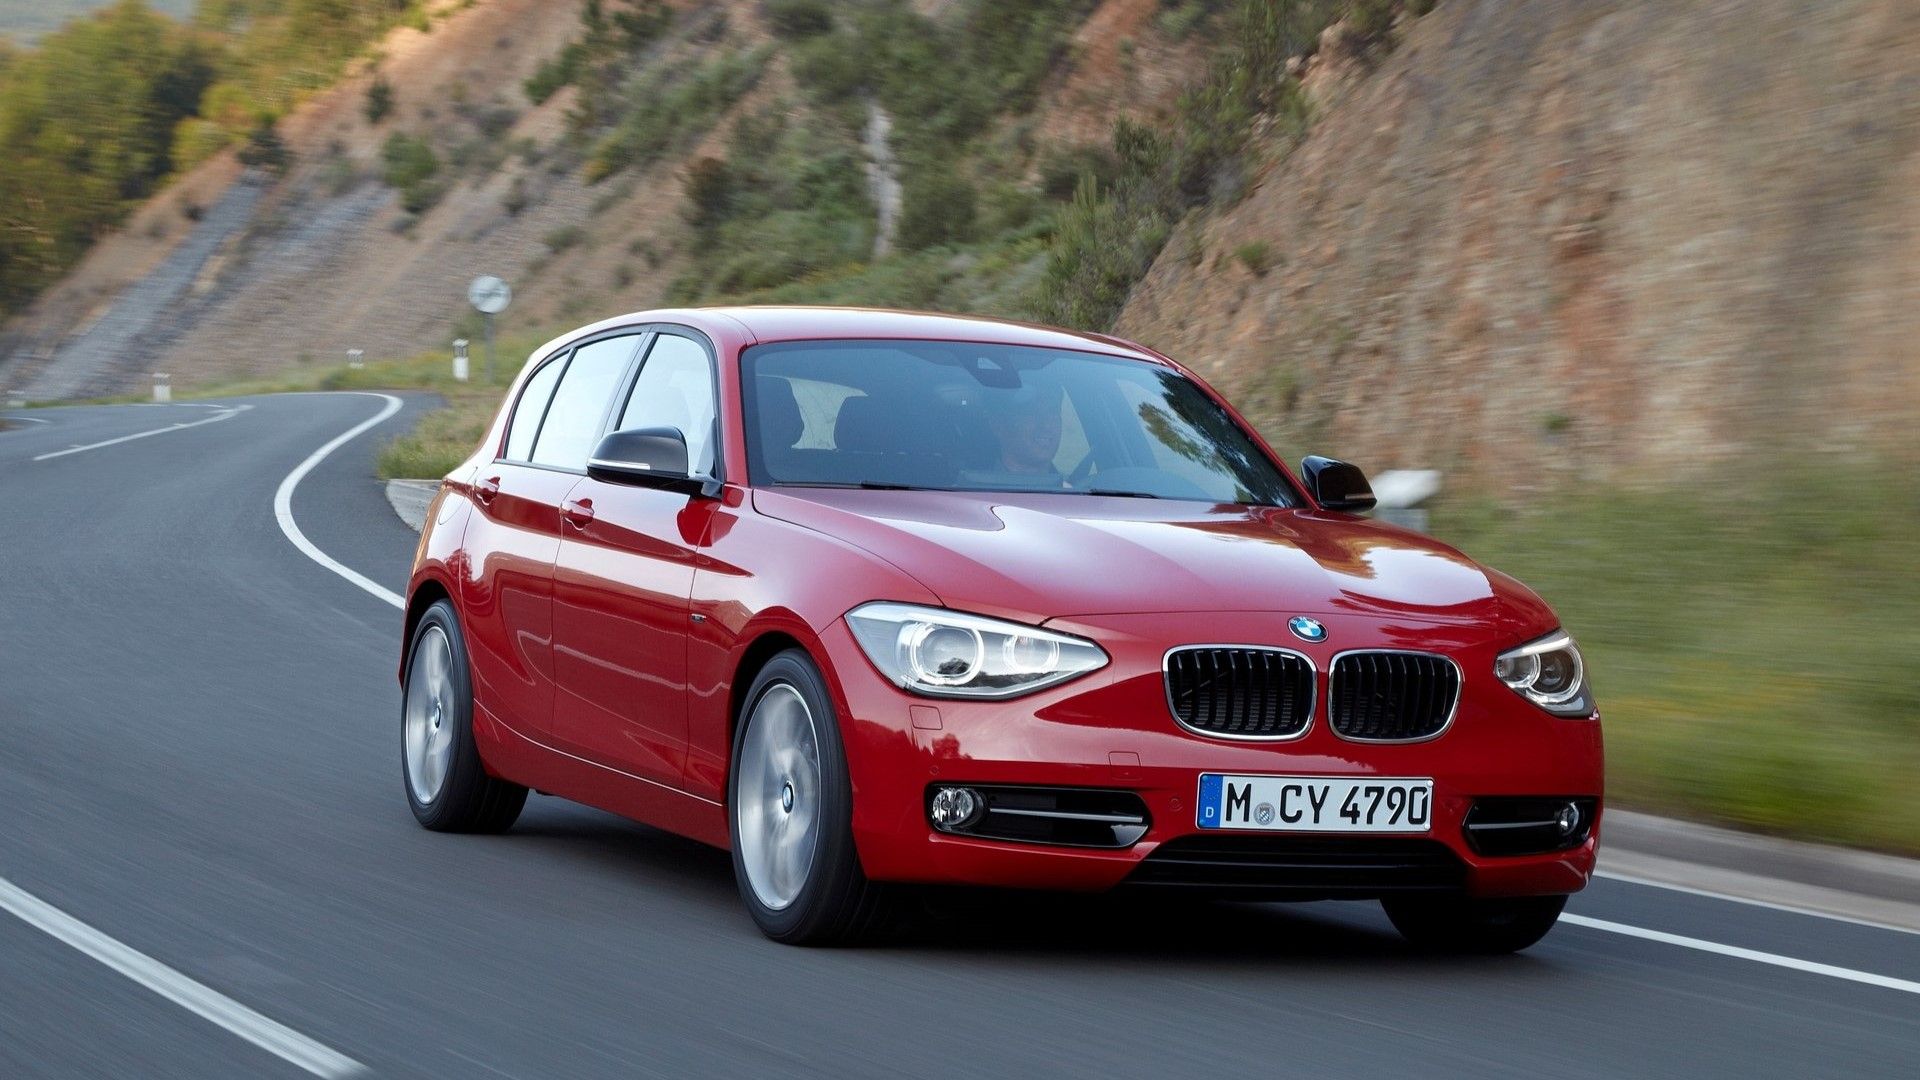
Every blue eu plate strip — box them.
[1198,773,1222,829]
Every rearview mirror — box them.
[588,427,700,492]
[1299,455,1376,512]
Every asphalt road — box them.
[2,393,1917,1079]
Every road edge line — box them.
[1560,913,1920,996]
[0,875,366,1078]
[272,393,406,611]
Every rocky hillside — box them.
[1119,0,1920,483]
[7,0,1917,489]
[1,0,1213,399]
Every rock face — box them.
[1117,0,1920,484]
[18,175,265,401]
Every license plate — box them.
[1197,774,1433,833]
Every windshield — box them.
[742,339,1298,506]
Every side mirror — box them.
[588,427,699,492]
[1299,455,1376,512]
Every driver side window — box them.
[618,333,718,477]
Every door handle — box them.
[474,475,501,506]
[561,497,596,529]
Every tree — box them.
[0,0,215,313]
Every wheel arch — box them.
[727,630,813,750]
[401,577,454,683]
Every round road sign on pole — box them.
[468,275,512,315]
[468,275,511,384]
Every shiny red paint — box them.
[406,307,1603,894]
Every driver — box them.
[986,380,1065,482]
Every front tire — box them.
[402,599,527,833]
[728,649,891,944]
[1382,893,1568,954]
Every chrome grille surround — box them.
[1162,645,1316,741]
[1327,649,1463,743]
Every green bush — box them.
[380,132,443,213]
[1233,240,1273,275]
[543,224,586,252]
[364,74,394,123]
[681,156,735,229]
[762,0,834,39]
[898,172,979,251]
[583,48,767,182]
[1033,176,1170,330]
[237,121,292,173]
[1346,0,1399,45]
[1037,144,1121,201]
[524,45,584,104]
[789,34,868,101]
[523,0,670,106]
[1156,0,1215,40]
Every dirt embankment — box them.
[1119,0,1920,484]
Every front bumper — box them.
[821,610,1604,898]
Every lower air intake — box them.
[1126,835,1467,899]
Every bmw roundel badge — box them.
[1288,616,1327,643]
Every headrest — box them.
[756,375,804,450]
[834,395,906,454]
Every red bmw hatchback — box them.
[401,307,1602,950]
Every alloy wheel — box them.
[735,682,823,911]
[404,625,456,805]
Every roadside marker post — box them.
[347,349,364,370]
[452,339,470,383]
[152,373,171,403]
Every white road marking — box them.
[0,875,365,1078]
[1596,869,1920,937]
[272,393,406,610]
[32,404,250,461]
[2,415,51,424]
[1561,913,1920,995]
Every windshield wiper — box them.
[779,480,919,491]
[1083,488,1160,499]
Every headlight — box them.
[845,602,1108,699]
[1494,630,1594,717]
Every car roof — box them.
[544,305,1160,362]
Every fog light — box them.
[1555,802,1582,837]
[929,786,983,830]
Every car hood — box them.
[752,488,1556,633]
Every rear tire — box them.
[1382,893,1567,954]
[402,599,527,833]
[728,649,893,944]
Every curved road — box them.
[2,394,1917,1078]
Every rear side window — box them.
[503,355,566,461]
[617,333,718,476]
[529,335,642,470]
